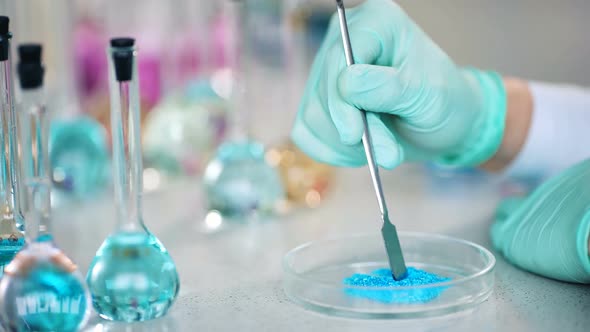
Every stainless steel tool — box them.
[334,0,407,280]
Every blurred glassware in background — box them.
[11,0,337,202]
[49,117,109,199]
[245,0,286,68]
[203,0,285,224]
[266,140,333,209]
[285,0,334,62]
[210,3,233,70]
[72,0,236,192]
[0,44,91,332]
[74,18,107,100]
[204,140,284,220]
[102,0,175,108]
[15,0,111,202]
[238,0,329,147]
[259,1,336,209]
[140,1,232,188]
[78,0,166,140]
[143,79,228,185]
[0,16,25,276]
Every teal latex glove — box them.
[292,0,506,169]
[492,159,590,283]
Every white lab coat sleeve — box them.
[504,81,590,179]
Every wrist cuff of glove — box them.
[437,69,507,167]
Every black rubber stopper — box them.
[0,16,8,35]
[110,37,135,82]
[0,16,11,62]
[17,44,44,89]
[19,44,41,62]
[110,37,134,48]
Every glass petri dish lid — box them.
[282,232,495,319]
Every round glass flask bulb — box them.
[0,242,91,332]
[203,140,285,220]
[143,90,227,178]
[86,230,180,322]
[49,117,109,198]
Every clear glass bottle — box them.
[86,38,179,322]
[262,0,335,210]
[203,0,284,222]
[142,0,229,185]
[0,16,25,274]
[0,43,91,332]
[14,0,111,201]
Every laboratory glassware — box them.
[14,0,110,200]
[49,117,109,199]
[86,38,179,322]
[141,1,229,183]
[143,86,228,181]
[203,0,284,221]
[266,141,333,209]
[0,43,91,332]
[283,232,496,318]
[0,16,25,275]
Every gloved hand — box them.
[291,0,506,169]
[492,159,590,283]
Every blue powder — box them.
[344,267,451,304]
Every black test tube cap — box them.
[110,37,135,82]
[0,16,11,61]
[17,44,44,89]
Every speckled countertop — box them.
[48,165,589,332]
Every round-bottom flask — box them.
[0,241,91,332]
[86,231,179,322]
[203,140,284,219]
[3,39,92,332]
[143,80,227,179]
[49,117,109,197]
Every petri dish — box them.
[282,232,495,319]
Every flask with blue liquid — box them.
[86,38,179,322]
[0,42,91,332]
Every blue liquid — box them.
[50,117,109,198]
[203,141,284,218]
[0,252,90,332]
[86,232,180,322]
[0,238,25,277]
[344,267,451,304]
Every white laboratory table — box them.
[49,165,589,332]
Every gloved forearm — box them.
[492,158,590,283]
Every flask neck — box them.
[108,44,145,232]
[20,87,52,241]
[0,43,25,229]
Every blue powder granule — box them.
[343,267,451,304]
